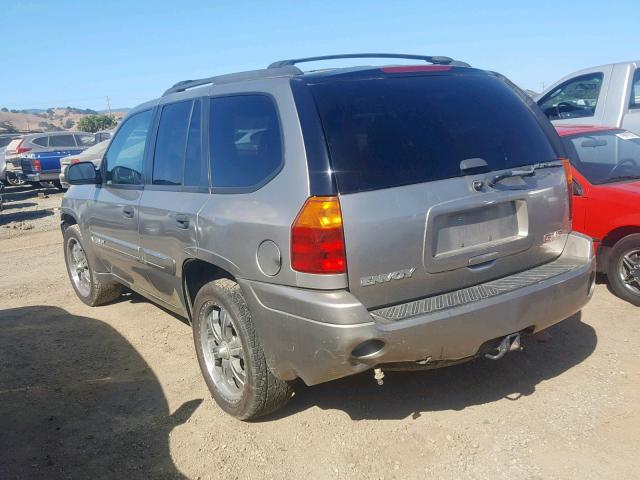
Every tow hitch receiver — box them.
[484,333,522,360]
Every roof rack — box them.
[162,65,302,97]
[268,53,470,69]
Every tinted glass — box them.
[49,134,76,147]
[538,73,603,120]
[310,73,557,194]
[105,110,152,185]
[75,134,95,147]
[564,130,640,184]
[0,137,15,148]
[153,100,192,186]
[631,69,640,109]
[184,99,207,187]
[209,95,282,189]
[32,137,48,147]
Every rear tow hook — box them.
[484,333,522,361]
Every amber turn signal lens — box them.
[291,196,346,274]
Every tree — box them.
[76,114,117,133]
[64,118,75,129]
[1,107,8,112]
[0,120,18,133]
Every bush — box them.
[76,114,117,133]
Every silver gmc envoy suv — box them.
[62,54,596,420]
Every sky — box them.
[1,0,638,111]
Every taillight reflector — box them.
[291,196,346,274]
[33,160,42,171]
[561,157,573,222]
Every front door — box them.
[88,109,154,289]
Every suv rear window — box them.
[310,73,557,194]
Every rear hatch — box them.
[307,68,571,308]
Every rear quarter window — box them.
[310,73,557,194]
[32,137,48,147]
[209,95,283,190]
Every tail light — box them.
[16,142,31,154]
[70,158,80,164]
[561,157,573,222]
[291,196,346,274]
[33,160,42,171]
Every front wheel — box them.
[63,225,122,306]
[192,279,293,420]
[607,234,640,306]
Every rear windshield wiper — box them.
[488,161,562,187]
[600,175,640,184]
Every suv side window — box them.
[538,73,604,120]
[32,137,48,147]
[152,100,192,186]
[630,69,640,109]
[104,110,152,186]
[49,134,76,148]
[209,95,282,189]
[75,134,96,147]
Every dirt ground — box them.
[1,185,639,480]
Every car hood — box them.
[598,180,640,196]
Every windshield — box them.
[563,130,640,184]
[310,73,557,194]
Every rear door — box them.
[88,109,153,287]
[138,98,209,308]
[309,71,571,308]
[43,134,78,172]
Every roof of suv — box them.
[159,53,472,98]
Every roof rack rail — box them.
[162,65,303,97]
[268,53,470,69]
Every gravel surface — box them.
[0,191,639,479]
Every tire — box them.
[63,224,122,306]
[606,234,640,306]
[53,180,65,191]
[192,278,293,420]
[6,173,25,186]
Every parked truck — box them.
[537,61,640,134]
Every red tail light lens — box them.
[291,196,346,274]
[16,143,31,154]
[70,158,80,164]
[33,160,41,171]
[561,157,573,222]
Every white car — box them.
[59,140,110,189]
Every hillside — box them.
[0,107,127,133]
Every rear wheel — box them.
[192,278,293,420]
[607,234,640,306]
[63,225,122,306]
[53,180,64,191]
[6,173,25,186]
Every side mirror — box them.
[67,161,101,185]
[572,180,584,196]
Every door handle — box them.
[122,206,134,219]
[175,214,190,229]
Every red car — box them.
[556,125,640,305]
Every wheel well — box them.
[598,226,640,271]
[60,212,77,231]
[601,226,640,248]
[182,259,235,319]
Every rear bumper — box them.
[240,232,596,386]
[24,172,59,182]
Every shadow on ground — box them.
[0,305,202,479]
[272,312,596,421]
